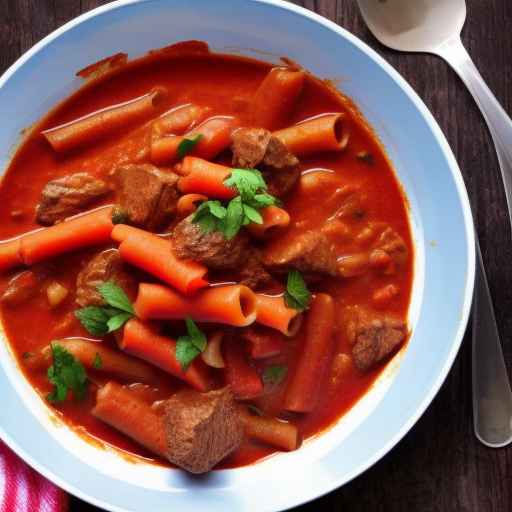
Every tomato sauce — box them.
[0,47,413,468]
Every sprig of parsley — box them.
[177,134,203,159]
[262,365,288,386]
[192,168,278,240]
[47,344,88,403]
[75,282,134,336]
[176,317,207,370]
[284,270,311,311]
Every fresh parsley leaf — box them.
[247,404,263,416]
[177,134,203,159]
[98,282,134,314]
[222,196,244,239]
[75,282,134,335]
[75,307,111,336]
[185,317,207,351]
[47,344,88,403]
[262,365,288,386]
[284,270,312,312]
[93,352,102,369]
[192,200,227,234]
[224,168,267,200]
[242,204,263,225]
[176,338,201,371]
[176,318,207,370]
[107,312,133,332]
[251,193,278,208]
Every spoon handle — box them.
[436,36,512,226]
[472,240,512,447]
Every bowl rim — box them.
[0,0,476,510]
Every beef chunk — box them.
[1,271,40,306]
[113,164,179,230]
[263,230,339,276]
[231,128,300,197]
[375,227,408,265]
[36,172,109,225]
[352,318,407,371]
[163,387,243,474]
[173,214,249,270]
[76,249,137,307]
[238,252,275,290]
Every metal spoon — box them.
[357,0,512,447]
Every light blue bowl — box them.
[0,1,475,511]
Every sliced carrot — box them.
[120,319,212,392]
[284,293,335,413]
[153,104,211,136]
[246,206,290,239]
[42,88,167,153]
[274,113,349,156]
[187,116,238,160]
[0,238,22,272]
[20,207,113,265]
[134,283,257,327]
[27,339,160,385]
[150,135,184,165]
[255,294,302,336]
[177,157,236,199]
[250,68,305,130]
[176,194,208,217]
[240,408,299,451]
[111,224,208,295]
[223,337,263,399]
[92,381,167,458]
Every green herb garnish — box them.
[192,168,278,239]
[176,317,207,370]
[75,282,134,336]
[284,270,311,312]
[177,134,203,159]
[47,344,88,403]
[93,353,103,370]
[262,365,288,386]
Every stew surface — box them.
[0,42,413,471]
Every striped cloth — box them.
[0,441,68,512]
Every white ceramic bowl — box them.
[0,1,475,511]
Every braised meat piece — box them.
[75,249,137,307]
[263,230,339,276]
[375,226,408,265]
[173,214,249,269]
[36,172,109,225]
[1,271,40,306]
[238,252,275,291]
[231,128,300,197]
[352,318,407,371]
[163,387,243,474]
[113,164,179,230]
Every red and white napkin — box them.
[0,441,68,512]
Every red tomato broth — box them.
[0,48,413,468]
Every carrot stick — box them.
[240,408,299,451]
[42,88,167,153]
[92,381,167,458]
[0,239,22,272]
[177,157,236,199]
[111,224,208,295]
[255,294,302,336]
[274,113,349,156]
[134,283,257,327]
[153,104,211,136]
[241,327,285,359]
[284,293,335,413]
[223,338,263,399]
[120,319,211,392]
[187,116,238,160]
[176,194,208,217]
[20,207,113,265]
[250,68,305,130]
[27,339,160,385]
[150,135,184,165]
[246,206,290,239]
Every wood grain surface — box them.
[1,1,511,510]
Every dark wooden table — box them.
[1,0,511,510]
